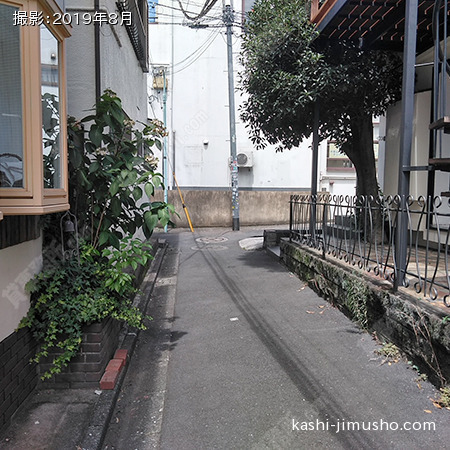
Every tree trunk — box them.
[342,112,379,199]
[342,112,383,238]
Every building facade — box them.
[147,0,323,227]
[0,0,150,430]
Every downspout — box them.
[163,70,168,232]
[171,1,175,189]
[94,0,101,103]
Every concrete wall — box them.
[155,189,310,228]
[382,42,450,204]
[383,88,450,233]
[383,91,430,199]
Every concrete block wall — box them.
[155,189,310,228]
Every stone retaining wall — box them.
[279,238,450,386]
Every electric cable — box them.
[177,0,218,21]
[153,7,222,22]
[152,1,245,28]
[170,28,221,74]
[171,27,219,67]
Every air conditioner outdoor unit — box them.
[236,151,253,168]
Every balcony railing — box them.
[290,194,450,307]
[116,0,149,72]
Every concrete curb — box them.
[79,239,169,450]
[139,247,180,448]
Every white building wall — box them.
[382,40,450,204]
[147,0,316,192]
[0,237,42,341]
[384,91,431,199]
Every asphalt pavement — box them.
[102,227,450,450]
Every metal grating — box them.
[312,0,448,52]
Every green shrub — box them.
[20,90,176,378]
[67,89,175,249]
[20,239,150,379]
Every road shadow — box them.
[235,248,287,273]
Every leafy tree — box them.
[67,89,174,250]
[22,91,176,378]
[240,0,403,198]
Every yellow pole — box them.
[173,172,194,232]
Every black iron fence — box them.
[290,194,450,307]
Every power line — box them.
[156,1,222,22]
[177,0,219,20]
[151,0,246,27]
[149,27,221,76]
[171,28,219,66]
[171,29,221,74]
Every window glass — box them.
[373,124,380,140]
[41,24,61,189]
[0,4,24,188]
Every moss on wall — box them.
[280,239,450,386]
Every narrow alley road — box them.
[103,228,450,449]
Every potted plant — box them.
[19,90,175,380]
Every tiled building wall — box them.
[0,318,122,432]
[0,328,38,431]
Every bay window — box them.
[0,0,70,215]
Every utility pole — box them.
[223,0,239,231]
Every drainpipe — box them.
[163,69,168,232]
[94,0,101,103]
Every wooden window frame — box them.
[0,0,71,215]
